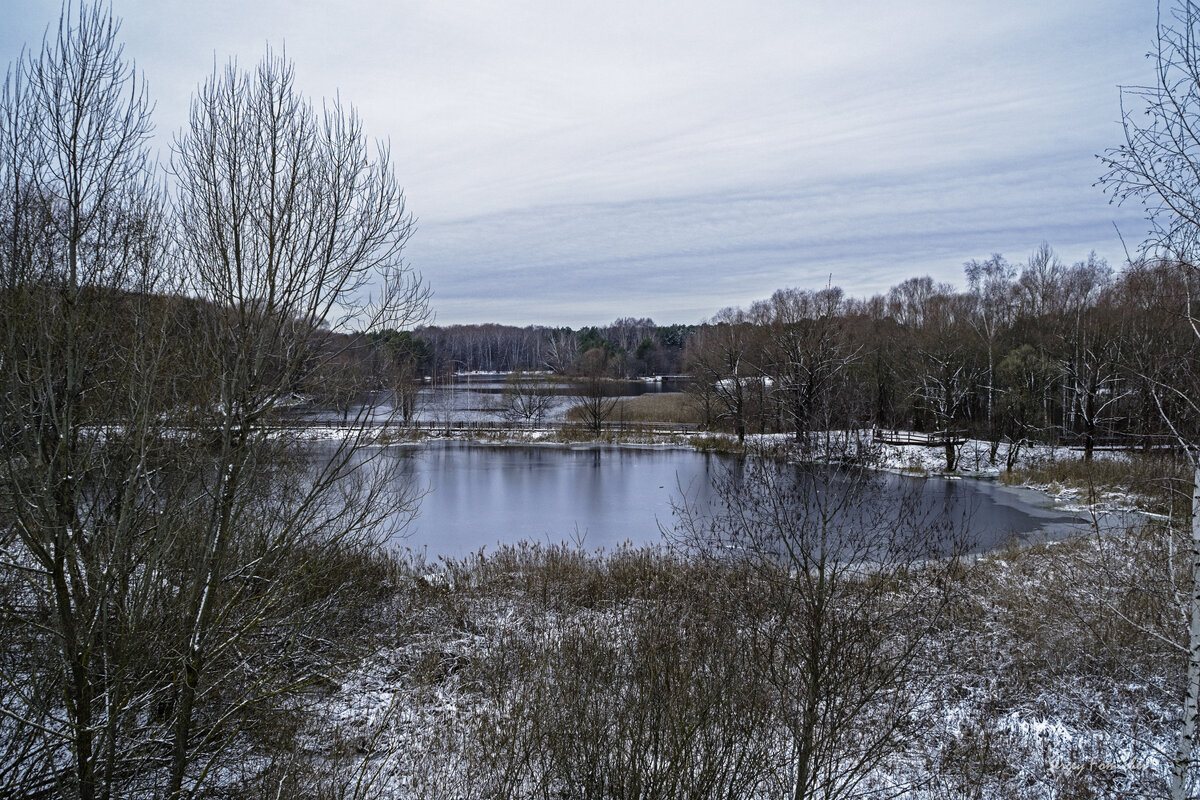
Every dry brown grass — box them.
[292,515,1182,799]
[1000,453,1191,516]
[606,392,702,424]
[689,433,743,454]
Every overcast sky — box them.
[1,1,1163,326]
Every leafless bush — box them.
[670,448,970,800]
[447,548,771,800]
[1001,453,1192,517]
[495,371,558,425]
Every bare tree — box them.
[752,287,859,444]
[964,253,1016,447]
[1016,243,1070,318]
[543,330,579,374]
[907,289,980,470]
[886,275,953,328]
[683,308,761,444]
[1059,294,1128,462]
[0,5,176,798]
[497,370,556,426]
[671,448,967,800]
[569,348,619,434]
[161,47,427,798]
[1102,3,1200,795]
[603,316,657,353]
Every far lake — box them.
[380,442,1089,558]
[410,373,688,423]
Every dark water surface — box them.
[382,442,1089,557]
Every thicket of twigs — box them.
[259,517,1182,800]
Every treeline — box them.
[394,244,1200,464]
[679,245,1200,463]
[406,318,694,376]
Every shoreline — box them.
[366,429,1132,551]
[370,426,1147,514]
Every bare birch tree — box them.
[964,253,1016,450]
[1102,2,1200,795]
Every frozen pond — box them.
[381,442,1090,558]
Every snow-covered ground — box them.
[302,530,1181,799]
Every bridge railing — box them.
[872,428,969,447]
[266,418,701,435]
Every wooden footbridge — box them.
[872,428,968,447]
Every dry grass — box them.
[688,433,743,454]
[606,392,702,424]
[287,515,1185,800]
[1000,453,1191,516]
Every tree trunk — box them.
[1172,466,1200,799]
[943,440,956,472]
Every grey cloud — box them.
[0,1,1164,325]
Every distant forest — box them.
[356,244,1198,456]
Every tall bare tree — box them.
[964,253,1016,446]
[1102,2,1200,795]
[162,48,427,798]
[0,5,177,798]
[2,9,429,796]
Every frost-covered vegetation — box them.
[277,525,1182,800]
